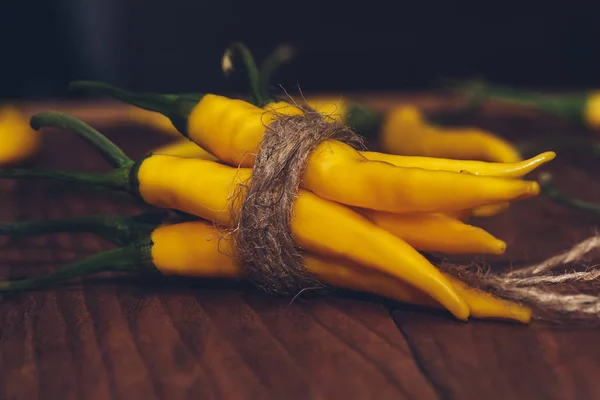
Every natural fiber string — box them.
[506,235,600,278]
[230,103,364,295]
[439,235,600,321]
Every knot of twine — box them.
[230,104,364,295]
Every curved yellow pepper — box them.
[0,106,41,166]
[152,219,531,323]
[361,150,554,178]
[379,105,522,163]
[356,209,506,255]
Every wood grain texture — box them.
[0,97,599,400]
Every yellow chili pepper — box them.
[299,139,538,213]
[379,105,523,163]
[356,209,506,255]
[361,150,555,178]
[12,111,477,319]
[68,83,541,214]
[0,105,41,166]
[360,149,552,219]
[0,217,531,323]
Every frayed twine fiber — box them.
[227,98,600,321]
[439,235,600,322]
[230,103,365,295]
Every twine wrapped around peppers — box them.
[233,100,600,322]
[231,105,365,295]
[8,37,595,322]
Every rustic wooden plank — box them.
[50,182,117,400]
[0,177,49,400]
[240,292,437,399]
[161,291,268,400]
[391,308,600,399]
[308,298,438,399]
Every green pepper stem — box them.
[68,81,202,136]
[0,244,141,292]
[70,81,177,113]
[538,173,600,214]
[449,79,588,122]
[427,80,487,126]
[0,167,133,192]
[0,211,168,246]
[30,111,133,169]
[259,44,295,101]
[222,42,264,106]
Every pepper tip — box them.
[521,181,541,198]
[492,240,507,255]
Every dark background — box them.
[1,1,599,100]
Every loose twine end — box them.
[439,235,600,323]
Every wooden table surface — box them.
[1,95,600,400]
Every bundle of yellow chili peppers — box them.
[0,45,559,325]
